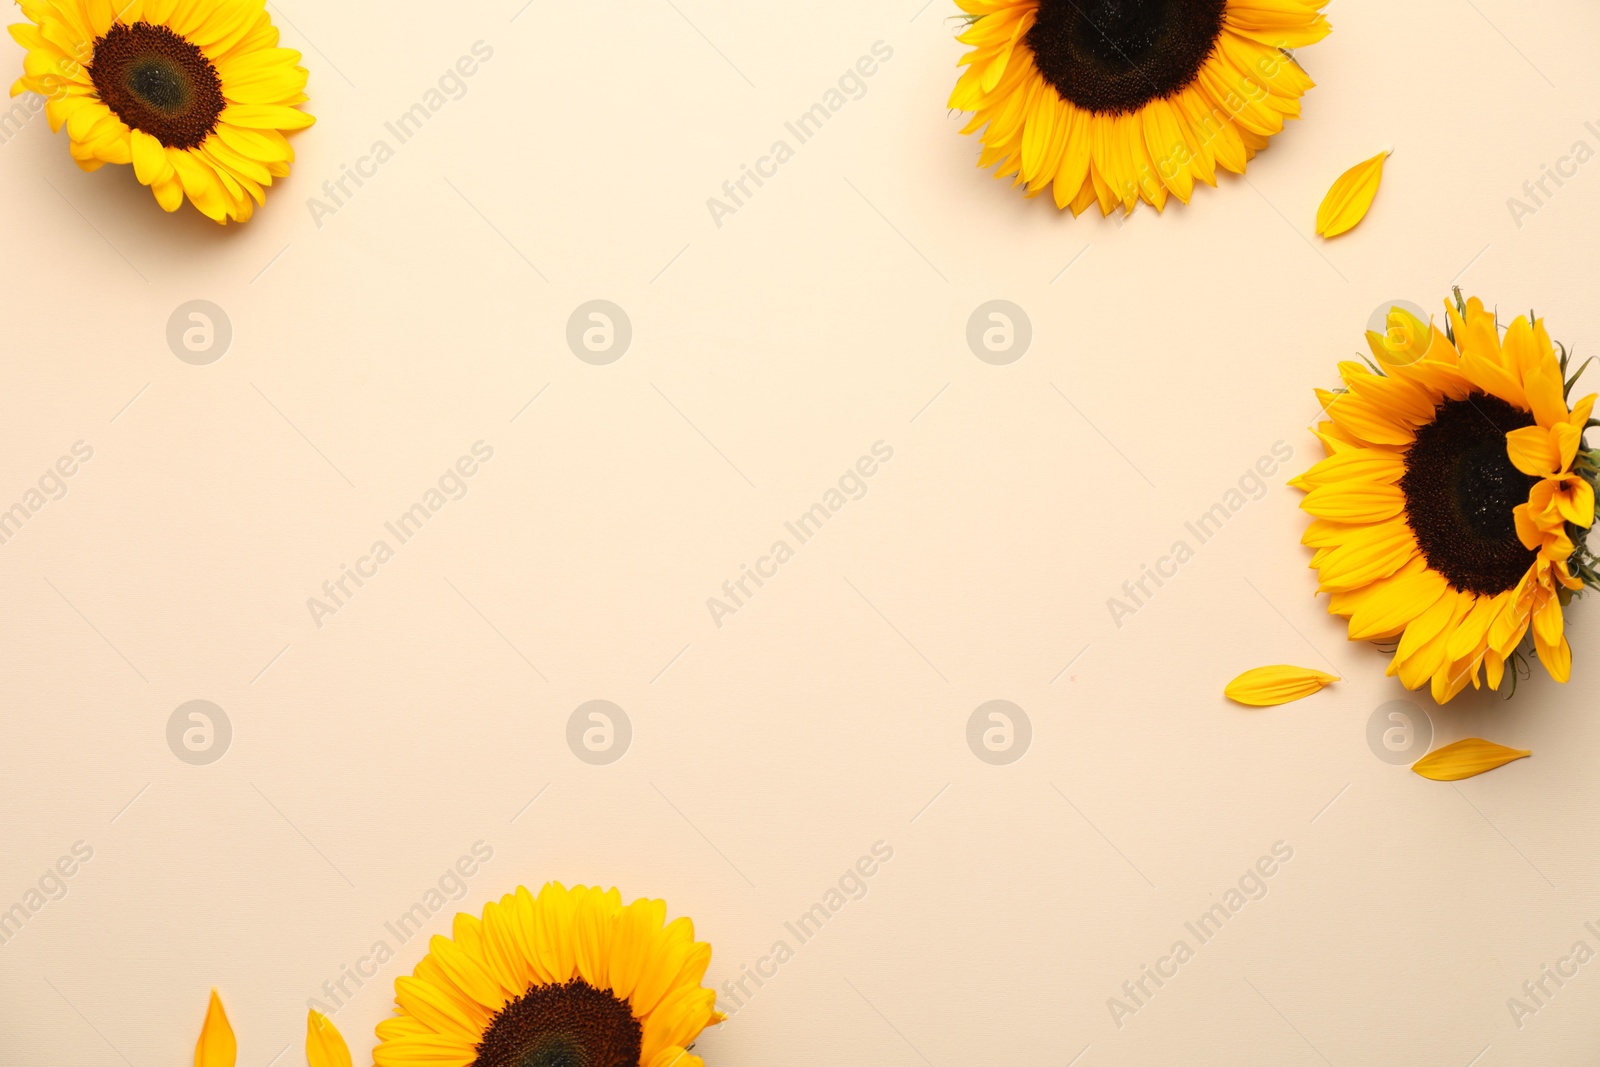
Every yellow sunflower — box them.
[1294,292,1599,704]
[374,882,724,1067]
[948,0,1330,214]
[9,0,313,223]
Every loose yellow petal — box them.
[196,990,237,1067]
[1316,149,1389,238]
[306,1012,352,1067]
[1411,738,1531,781]
[1224,665,1339,706]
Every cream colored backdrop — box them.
[3,0,1600,1063]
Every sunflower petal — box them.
[1411,738,1531,781]
[1224,665,1338,706]
[1345,565,1448,641]
[640,986,718,1066]
[1537,633,1573,683]
[1301,479,1406,523]
[1316,149,1387,238]
[1506,426,1560,477]
[195,990,236,1067]
[645,1047,704,1067]
[306,1012,352,1067]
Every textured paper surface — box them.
[2,1,1599,1064]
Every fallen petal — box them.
[1411,738,1531,781]
[196,990,236,1067]
[1317,149,1389,238]
[1225,665,1339,706]
[306,1011,352,1067]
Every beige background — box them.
[3,0,1600,1063]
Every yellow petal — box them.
[1568,393,1596,429]
[195,990,236,1067]
[1224,665,1339,706]
[1346,564,1448,641]
[427,933,509,1011]
[1314,518,1418,593]
[627,917,697,1018]
[1411,738,1531,781]
[1552,421,1583,472]
[130,127,173,185]
[1293,447,1406,490]
[152,173,185,212]
[1532,587,1566,651]
[572,885,623,990]
[306,1012,352,1067]
[1316,149,1388,238]
[1485,648,1507,691]
[1391,589,1468,689]
[640,985,718,1066]
[1300,479,1406,523]
[646,1048,704,1067]
[1562,479,1595,528]
[608,896,667,1003]
[1537,633,1573,683]
[218,102,315,130]
[1506,425,1560,477]
[1315,389,1417,448]
[373,1035,475,1067]
[1509,318,1569,429]
[1366,305,1437,369]
[478,896,534,993]
[393,976,485,1039]
[533,882,579,983]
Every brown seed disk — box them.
[1026,0,1228,115]
[1400,393,1541,596]
[473,979,643,1067]
[89,22,224,150]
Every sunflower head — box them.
[9,0,314,223]
[947,0,1330,214]
[1295,291,1599,703]
[375,883,724,1067]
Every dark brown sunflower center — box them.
[1025,0,1227,114]
[474,980,642,1067]
[88,22,224,149]
[1400,394,1541,596]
